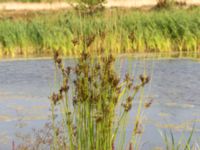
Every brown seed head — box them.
[54,51,59,61]
[127,96,132,102]
[140,74,150,85]
[60,85,69,93]
[72,38,79,46]
[51,92,61,105]
[125,73,130,82]
[81,52,89,61]
[56,58,62,65]
[113,77,120,87]
[144,99,153,108]
[95,64,101,70]
[65,66,71,75]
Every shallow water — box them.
[0,58,200,149]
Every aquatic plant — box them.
[160,128,195,150]
[49,50,150,149]
[0,8,200,58]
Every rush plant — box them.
[50,50,150,150]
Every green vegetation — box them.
[1,1,197,149]
[15,50,197,149]
[48,50,150,150]
[0,8,200,58]
[75,0,106,6]
[160,128,196,150]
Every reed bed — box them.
[0,8,200,57]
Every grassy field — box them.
[0,7,200,58]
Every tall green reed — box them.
[0,8,200,58]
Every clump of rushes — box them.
[50,50,150,150]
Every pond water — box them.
[0,58,200,149]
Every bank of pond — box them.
[0,7,200,58]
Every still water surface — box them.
[0,58,200,149]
